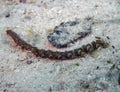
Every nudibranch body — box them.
[47,18,93,48]
[6,30,108,60]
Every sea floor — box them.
[0,0,120,92]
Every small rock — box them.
[26,60,32,64]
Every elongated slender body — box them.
[6,30,108,60]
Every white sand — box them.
[0,0,120,92]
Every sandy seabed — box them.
[0,0,120,92]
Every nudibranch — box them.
[6,30,108,60]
